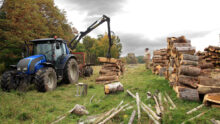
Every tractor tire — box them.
[0,70,18,91]
[35,67,57,92]
[63,58,79,84]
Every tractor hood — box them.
[17,55,46,74]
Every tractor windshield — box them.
[34,43,53,61]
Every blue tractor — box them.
[0,15,112,92]
[1,38,79,92]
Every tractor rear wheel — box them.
[35,67,57,92]
[63,58,79,84]
[0,70,18,91]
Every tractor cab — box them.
[30,38,69,64]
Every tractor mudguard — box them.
[40,62,54,68]
[57,54,77,70]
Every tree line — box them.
[0,0,122,73]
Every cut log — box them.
[200,63,214,69]
[178,75,198,88]
[104,82,124,94]
[96,80,119,84]
[180,60,198,66]
[98,57,118,63]
[198,76,220,86]
[203,93,220,106]
[197,84,220,94]
[186,104,204,115]
[136,93,141,123]
[172,43,191,49]
[158,93,164,113]
[179,66,201,76]
[96,75,119,81]
[174,47,196,55]
[175,86,199,101]
[128,110,136,124]
[180,54,199,61]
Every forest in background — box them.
[0,0,122,73]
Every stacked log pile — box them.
[166,36,201,101]
[204,45,220,67]
[152,49,168,76]
[96,57,125,84]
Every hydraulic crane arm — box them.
[69,15,113,58]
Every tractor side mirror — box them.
[56,43,60,49]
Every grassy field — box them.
[0,64,219,124]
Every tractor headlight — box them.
[17,67,21,71]
[23,67,27,71]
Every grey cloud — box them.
[168,30,212,39]
[57,0,126,16]
[119,33,167,57]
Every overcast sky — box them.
[54,0,220,57]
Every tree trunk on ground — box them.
[200,63,214,69]
[128,110,136,124]
[179,66,201,76]
[96,75,119,81]
[104,82,124,94]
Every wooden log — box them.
[98,57,118,63]
[96,80,119,84]
[158,93,164,113]
[165,93,177,109]
[197,84,220,94]
[180,60,198,66]
[186,104,204,115]
[104,82,124,94]
[99,103,129,124]
[200,63,214,69]
[140,104,160,124]
[128,110,136,124]
[210,118,220,124]
[203,93,220,106]
[174,47,196,55]
[90,94,95,104]
[179,66,201,76]
[126,90,161,121]
[178,75,198,88]
[180,54,199,61]
[136,93,141,123]
[181,111,207,124]
[94,108,115,123]
[175,86,200,101]
[96,75,119,81]
[153,95,162,116]
[172,43,191,49]
[198,76,220,86]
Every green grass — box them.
[0,64,219,124]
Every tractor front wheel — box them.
[0,70,18,91]
[35,67,57,92]
[63,58,79,84]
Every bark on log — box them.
[178,75,198,88]
[175,86,200,101]
[198,76,220,86]
[128,110,136,124]
[136,93,141,122]
[180,54,199,61]
[197,84,220,94]
[200,63,214,69]
[179,66,201,76]
[172,43,191,49]
[186,104,204,115]
[180,60,198,66]
[104,82,124,94]
[96,75,119,81]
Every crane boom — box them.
[69,15,113,58]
